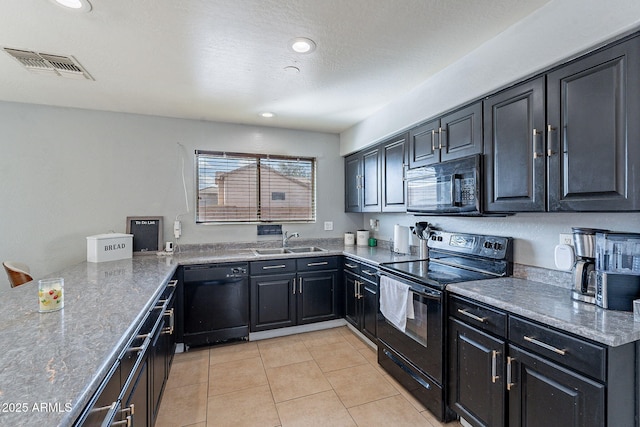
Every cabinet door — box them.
[297,270,338,325]
[124,359,148,427]
[507,345,605,427]
[408,118,440,167]
[361,280,377,342]
[449,318,505,427]
[250,274,296,331]
[441,101,483,162]
[547,36,640,211]
[484,77,546,212]
[381,134,408,212]
[344,272,360,328]
[151,315,167,422]
[344,153,362,212]
[361,147,382,212]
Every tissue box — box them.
[87,233,133,263]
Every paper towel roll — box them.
[393,225,410,254]
[357,230,369,247]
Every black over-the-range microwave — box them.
[406,154,482,215]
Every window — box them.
[195,150,316,223]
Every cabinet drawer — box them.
[508,316,606,381]
[450,296,506,338]
[343,258,361,275]
[359,264,379,285]
[296,256,339,272]
[250,259,296,275]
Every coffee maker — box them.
[571,227,608,304]
[595,232,640,311]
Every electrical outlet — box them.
[559,233,573,246]
[324,221,333,231]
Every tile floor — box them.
[155,326,463,427]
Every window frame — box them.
[195,150,317,224]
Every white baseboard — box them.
[248,318,347,341]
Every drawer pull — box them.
[263,264,287,270]
[491,350,499,383]
[362,270,377,276]
[457,308,487,323]
[523,335,566,356]
[307,261,329,267]
[111,416,132,427]
[506,356,515,391]
[345,263,358,268]
[167,279,178,288]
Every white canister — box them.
[344,232,355,245]
[357,230,370,247]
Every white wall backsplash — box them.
[362,212,640,271]
[0,101,359,285]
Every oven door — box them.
[377,273,443,383]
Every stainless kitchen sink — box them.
[286,246,327,253]
[252,246,327,256]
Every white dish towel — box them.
[379,275,415,332]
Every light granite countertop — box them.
[448,278,640,347]
[0,241,415,426]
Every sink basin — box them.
[252,248,289,255]
[286,246,327,253]
[252,246,327,256]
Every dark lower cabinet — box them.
[507,345,604,427]
[344,258,378,342]
[250,257,340,332]
[449,318,505,427]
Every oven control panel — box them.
[428,231,511,260]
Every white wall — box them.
[0,101,358,286]
[341,0,640,274]
[340,0,640,154]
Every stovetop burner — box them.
[380,230,513,288]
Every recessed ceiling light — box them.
[259,112,275,118]
[289,37,316,54]
[50,0,92,12]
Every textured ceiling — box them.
[0,0,549,133]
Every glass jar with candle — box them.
[38,278,64,312]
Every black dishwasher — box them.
[183,263,249,347]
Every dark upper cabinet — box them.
[408,101,483,168]
[344,154,361,212]
[408,118,440,168]
[344,147,381,212]
[484,77,546,212]
[441,101,484,162]
[547,35,640,211]
[381,133,408,212]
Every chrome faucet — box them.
[283,231,300,248]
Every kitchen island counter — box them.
[0,242,413,426]
[448,277,640,347]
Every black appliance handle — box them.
[379,273,441,299]
[452,174,462,207]
[186,277,246,286]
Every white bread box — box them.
[87,233,133,263]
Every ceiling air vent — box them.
[3,48,93,80]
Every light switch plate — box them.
[324,221,333,231]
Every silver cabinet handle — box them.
[438,127,446,150]
[431,129,437,151]
[507,356,515,391]
[167,279,178,288]
[532,128,543,159]
[292,279,296,295]
[362,269,377,276]
[523,335,566,355]
[162,308,174,335]
[345,263,358,268]
[111,415,132,427]
[546,125,557,157]
[299,277,303,294]
[307,261,328,267]
[491,350,499,383]
[457,308,487,323]
[263,264,286,270]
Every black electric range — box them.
[376,230,512,422]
